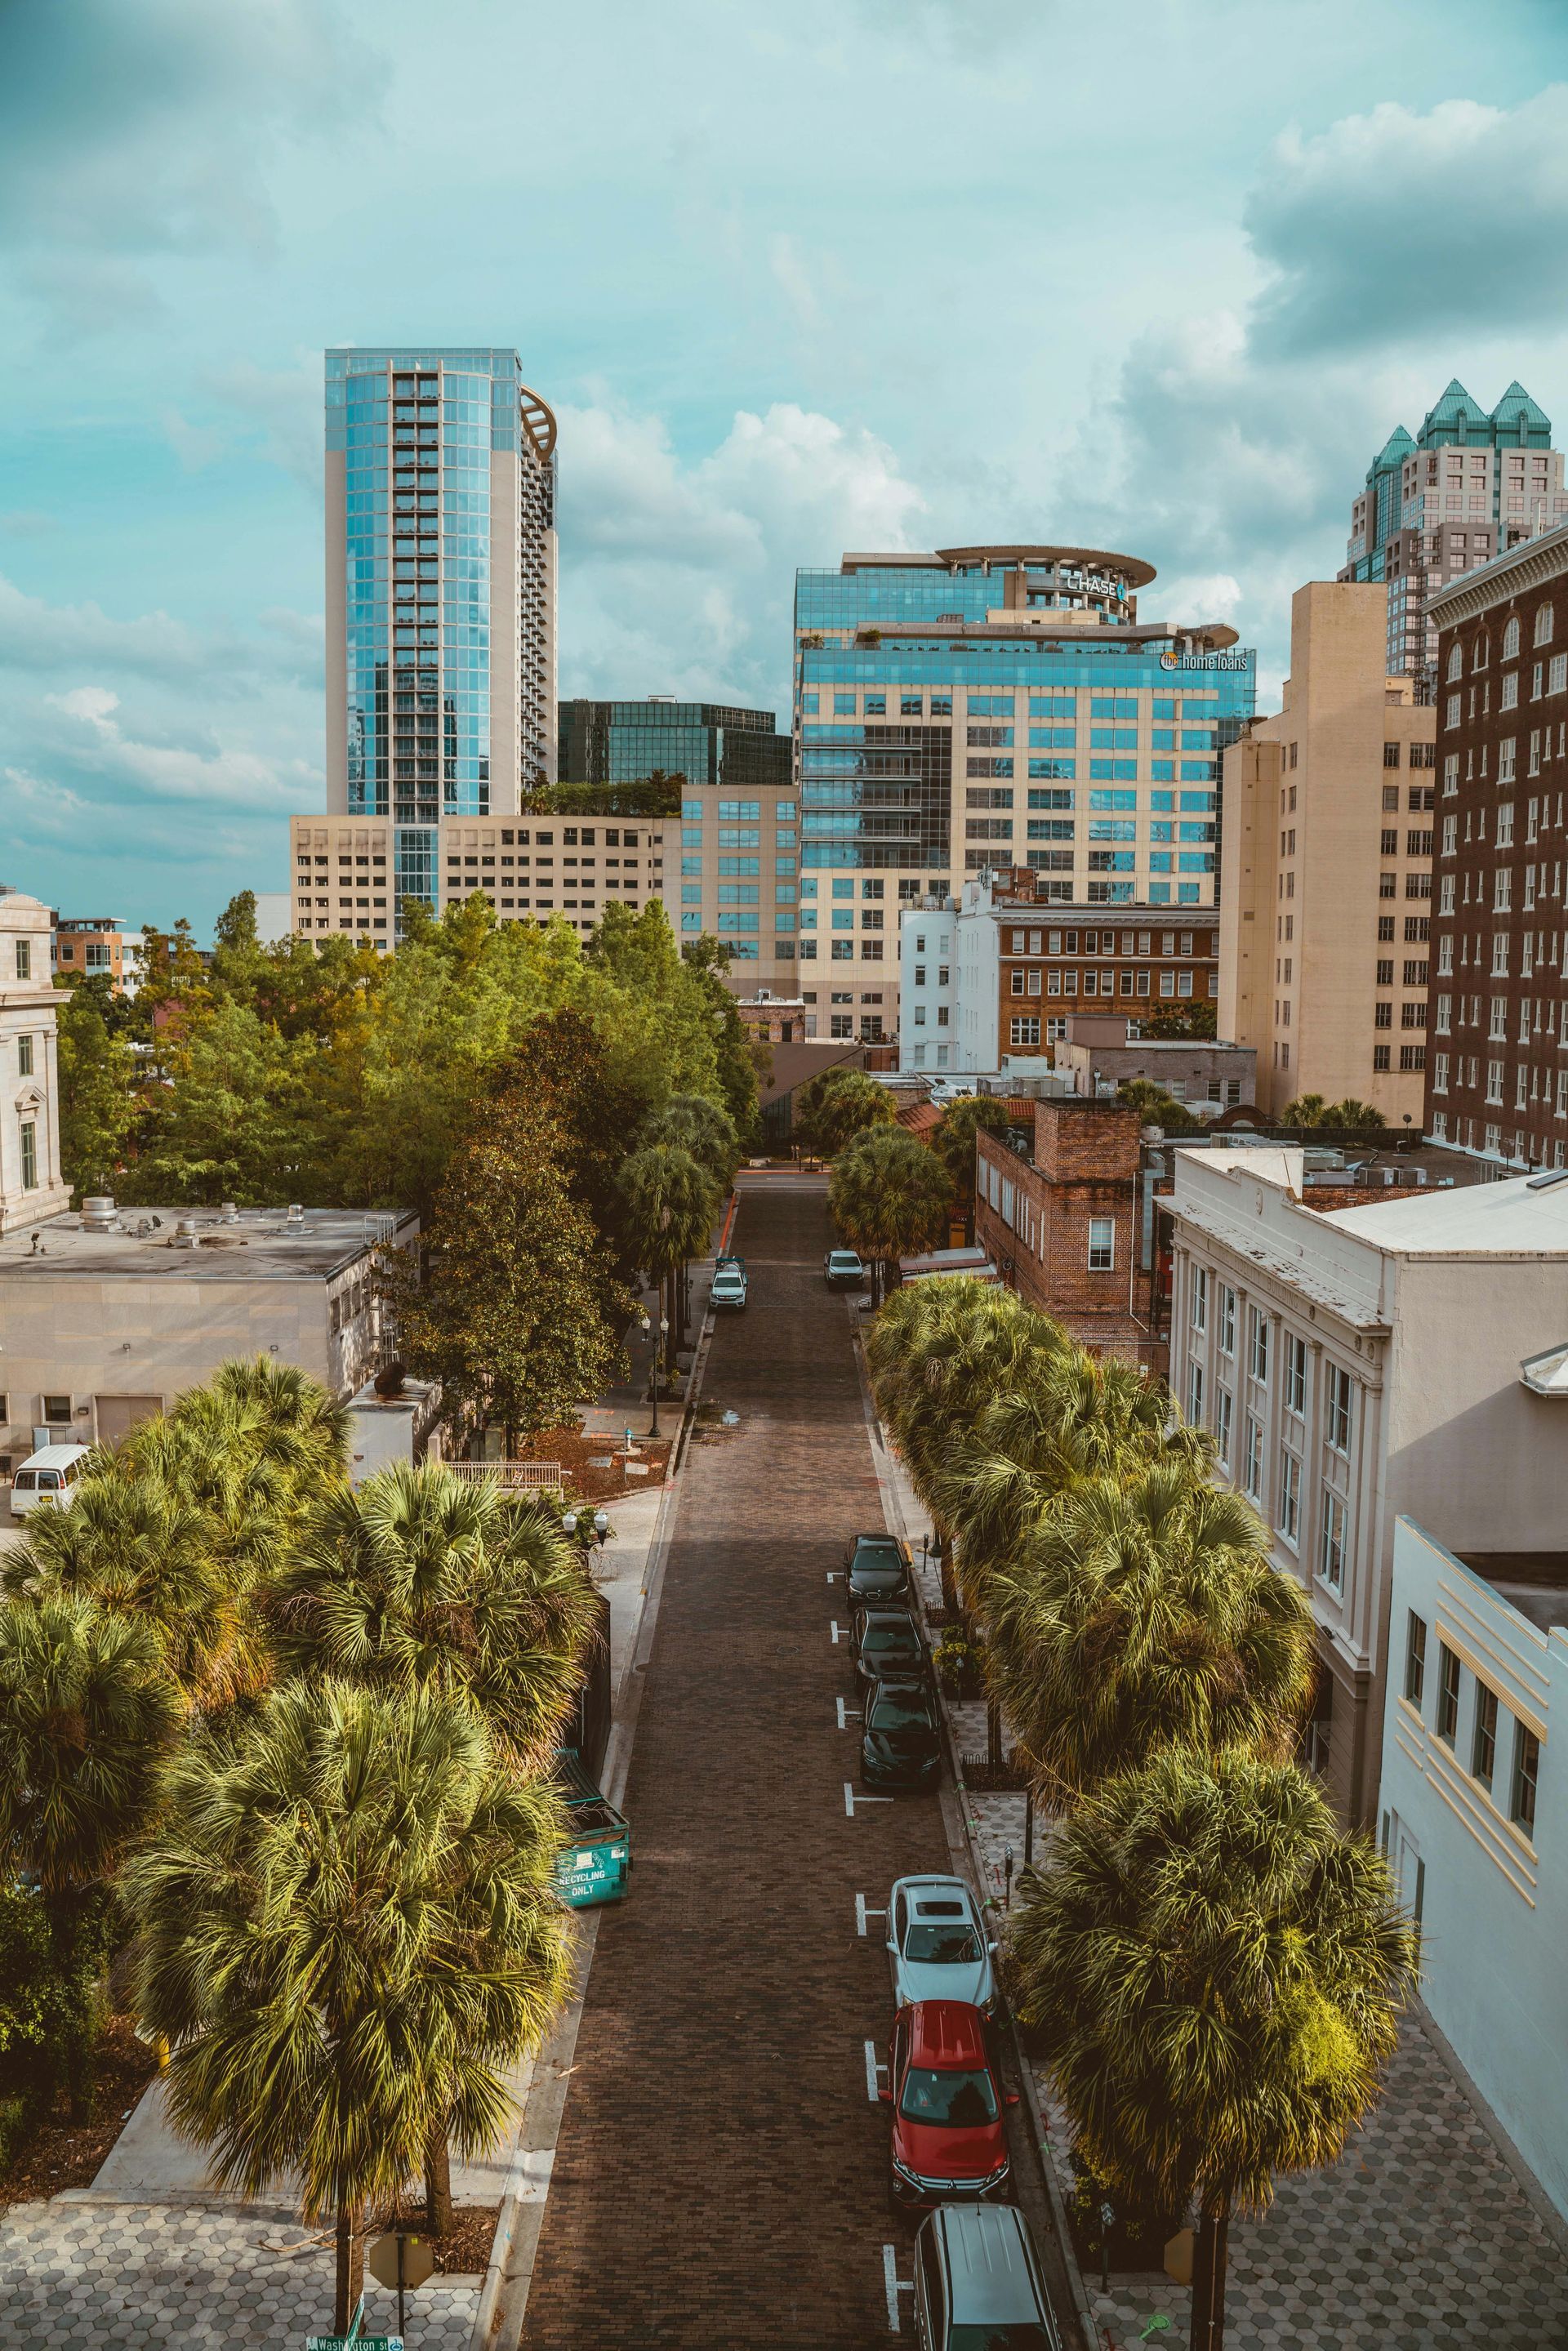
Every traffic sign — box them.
[367,2233,436,2292]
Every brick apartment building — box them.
[973,1102,1152,1362]
[1423,519,1568,1166]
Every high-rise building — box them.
[793,546,1251,1038]
[1423,520,1568,1169]
[296,346,559,942]
[1339,380,1567,681]
[1219,581,1436,1122]
[559,697,795,995]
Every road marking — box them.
[826,1571,839,1583]
[836,1696,862,1729]
[863,2037,885,2102]
[844,1781,894,1816]
[856,1894,888,1937]
[830,1619,846,1642]
[883,2244,913,2331]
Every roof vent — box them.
[219,1200,239,1222]
[173,1218,202,1249]
[79,1196,118,1231]
[287,1204,305,1225]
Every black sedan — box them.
[860,1675,942,1790]
[852,1603,926,1688]
[844,1531,912,1605]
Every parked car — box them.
[861,1676,942,1791]
[887,1876,996,2015]
[881,1999,1016,2210]
[710,1262,748,1311]
[824,1248,866,1287]
[910,2201,1062,2350]
[851,1602,924,1687]
[9,1443,93,1517]
[844,1530,911,1605]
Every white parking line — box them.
[844,1782,894,1816]
[826,1571,839,1583]
[830,1619,846,1643]
[855,1894,887,1937]
[836,1696,862,1729]
[863,2037,884,2103]
[882,2243,913,2331]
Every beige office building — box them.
[1219,583,1436,1122]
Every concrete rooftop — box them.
[0,1205,415,1282]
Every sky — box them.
[5,0,1568,933]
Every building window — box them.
[1278,1449,1300,1547]
[1319,1490,1346,1590]
[1326,1365,1353,1455]
[1472,1684,1499,1791]
[1404,1612,1426,1707]
[1218,1284,1236,1356]
[1087,1218,1115,1271]
[17,1035,33,1076]
[1285,1333,1307,1417]
[1436,1643,1461,1745]
[15,938,31,981]
[20,1121,38,1191]
[1243,1414,1263,1499]
[1189,1265,1207,1332]
[1009,1016,1041,1047]
[1214,1385,1232,1467]
[1248,1307,1269,1385]
[1511,1724,1540,1838]
[1187,1360,1205,1425]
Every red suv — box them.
[881,1999,1015,2210]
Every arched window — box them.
[1534,602,1556,648]
[1472,632,1490,672]
[1503,617,1521,661]
[1446,643,1463,683]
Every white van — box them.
[9,1443,94,1516]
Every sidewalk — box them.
[858,1322,1568,2351]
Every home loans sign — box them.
[1160,651,1250,672]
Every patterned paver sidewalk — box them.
[880,1418,1568,2351]
[0,2199,479,2348]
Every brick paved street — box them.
[521,1175,997,2348]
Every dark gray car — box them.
[851,1603,925,1687]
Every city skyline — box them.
[3,1,1568,930]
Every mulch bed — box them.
[0,2011,158,2211]
[531,1425,671,1502]
[369,2202,501,2278]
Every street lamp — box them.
[648,1313,669,1440]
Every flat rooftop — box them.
[1323,1167,1568,1251]
[1456,1551,1568,1637]
[0,1206,415,1282]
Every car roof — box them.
[850,1531,902,1549]
[868,1672,933,1700]
[933,2203,1046,2326]
[828,1247,862,1258]
[858,1601,917,1621]
[19,1444,93,1472]
[903,1998,988,2068]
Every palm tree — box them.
[796,1066,895,1158]
[1010,1748,1419,2349]
[617,1140,720,1364]
[639,1093,742,1190]
[987,1463,1316,1809]
[1279,1093,1330,1129]
[267,1460,597,2232]
[0,1593,180,1956]
[827,1124,952,1302]
[123,1678,572,2333]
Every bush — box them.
[933,1627,984,1698]
[0,1886,102,2148]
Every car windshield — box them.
[899,2065,998,2126]
[905,1921,981,1964]
[948,2328,1054,2349]
[831,1253,859,1267]
[864,1620,917,1650]
[868,1694,934,1732]
[854,1542,901,1565]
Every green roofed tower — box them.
[1339,380,1568,680]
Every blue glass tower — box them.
[324,348,557,847]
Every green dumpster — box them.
[553,1748,630,1908]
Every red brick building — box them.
[1423,521,1568,1166]
[973,1102,1154,1362]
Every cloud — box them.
[207,354,323,492]
[0,573,318,692]
[1248,91,1568,358]
[558,399,928,705]
[162,409,227,472]
[0,1,386,339]
[41,687,312,811]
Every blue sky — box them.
[5,0,1568,933]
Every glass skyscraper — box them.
[323,346,558,841]
[792,547,1253,1023]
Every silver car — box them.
[887,1874,996,2016]
[911,2202,1062,2351]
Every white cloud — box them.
[0,572,318,691]
[42,687,311,810]
[208,354,323,492]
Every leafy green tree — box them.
[396,1080,628,1456]
[55,988,136,1199]
[0,1885,102,2160]
[1011,1749,1419,2350]
[123,996,315,1205]
[0,1595,180,1960]
[799,1067,895,1156]
[1325,1098,1383,1133]
[1140,997,1218,1040]
[124,1681,572,2327]
[1116,1077,1207,1137]
[827,1125,951,1301]
[929,1095,1010,1239]
[616,1141,720,1357]
[679,935,760,1142]
[987,1462,1316,1806]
